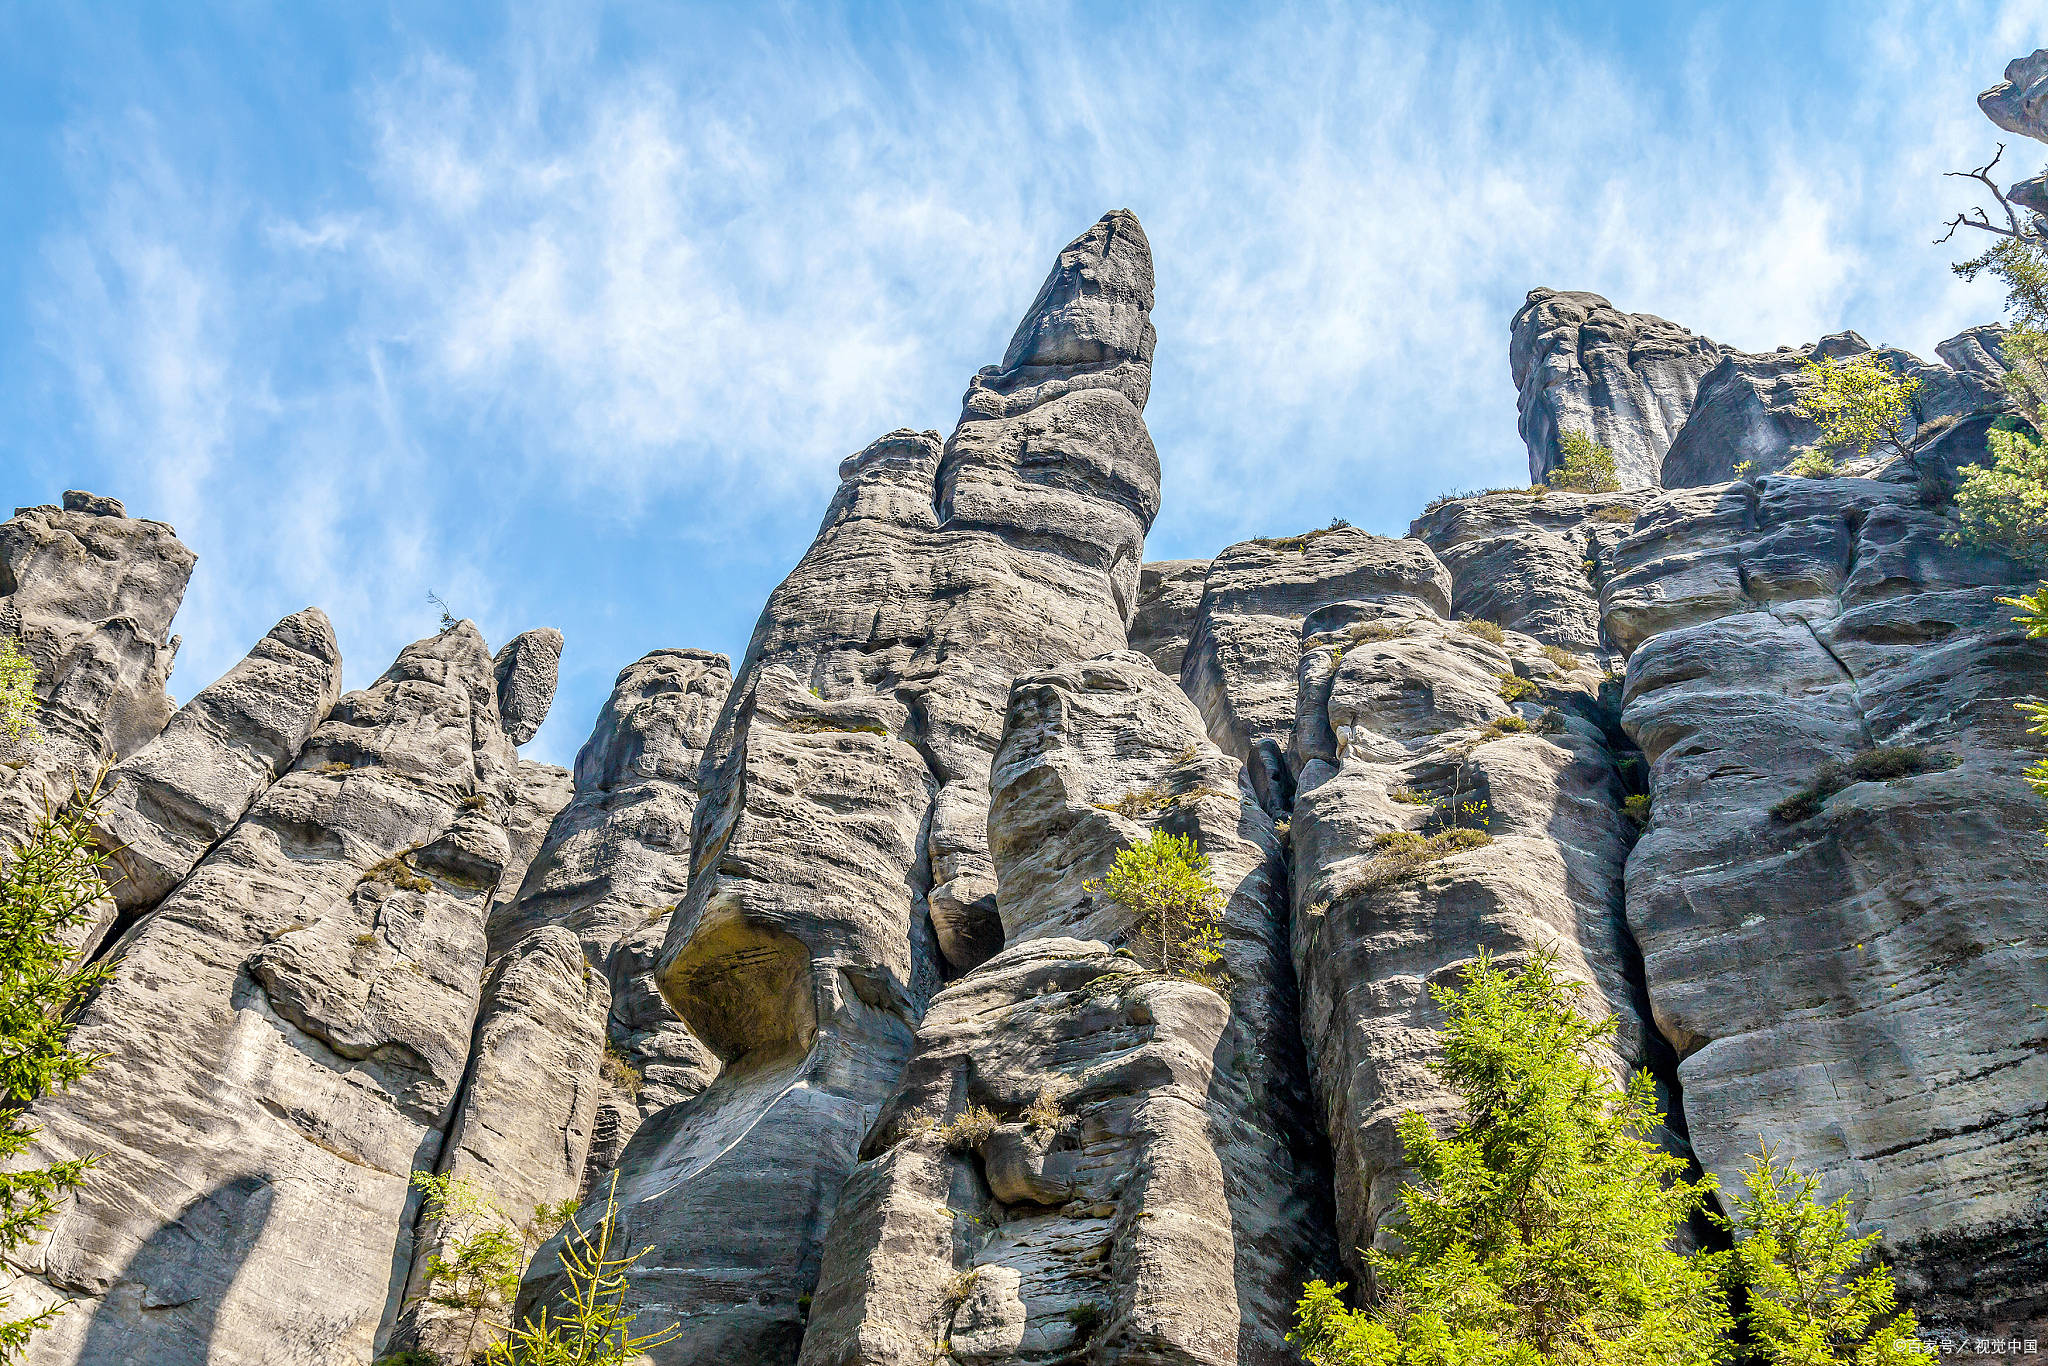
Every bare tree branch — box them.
[1938,145,2048,247]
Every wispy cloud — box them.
[10,0,2037,763]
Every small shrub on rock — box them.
[1497,673,1537,704]
[1540,644,1585,671]
[1784,448,1840,479]
[1623,793,1651,827]
[1344,827,1493,897]
[1548,430,1623,493]
[1459,618,1506,645]
[1589,504,1639,523]
[936,1105,999,1153]
[1479,715,1529,741]
[1770,746,1949,823]
[1086,830,1225,986]
[0,638,40,751]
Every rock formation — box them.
[1981,49,2048,144]
[0,493,194,843]
[5,147,2047,1364]
[511,210,1164,1365]
[1510,289,1727,489]
[6,614,562,1366]
[94,607,343,918]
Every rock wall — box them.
[4,167,2046,1365]
[511,210,1163,1364]
[801,652,1331,1366]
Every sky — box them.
[0,2,2038,766]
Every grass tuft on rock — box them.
[1770,746,1950,823]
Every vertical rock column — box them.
[8,623,547,1366]
[514,211,1162,1364]
[1286,589,1648,1288]
[0,493,194,843]
[798,653,1333,1366]
[1606,474,2048,1340]
[391,647,729,1360]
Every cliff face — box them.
[2,186,2045,1366]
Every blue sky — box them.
[0,2,2036,765]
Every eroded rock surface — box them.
[801,653,1330,1365]
[1607,474,2048,1339]
[1981,48,2048,143]
[1411,489,1648,652]
[515,211,1163,1364]
[1128,558,1209,677]
[1510,289,1726,489]
[1285,594,1648,1286]
[1182,528,1450,814]
[0,495,194,843]
[94,608,343,915]
[11,623,542,1366]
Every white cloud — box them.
[20,0,2040,763]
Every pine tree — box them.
[406,1171,581,1364]
[486,1173,678,1365]
[1549,432,1622,493]
[1290,951,1732,1366]
[2002,585,2048,842]
[1085,829,1225,986]
[1723,1148,1921,1365]
[0,779,118,1356]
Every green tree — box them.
[1548,431,1622,493]
[487,1173,679,1366]
[0,639,39,751]
[2002,584,2048,843]
[1954,419,2048,567]
[1085,828,1225,986]
[1793,357,1920,473]
[1722,1148,1921,1365]
[408,1172,580,1364]
[0,779,117,1356]
[1290,952,1731,1366]
[1951,232,2048,429]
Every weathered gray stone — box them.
[1286,596,1650,1289]
[1128,558,1208,677]
[0,497,193,845]
[11,623,531,1366]
[802,654,1330,1366]
[1510,289,1727,489]
[1612,475,2048,1342]
[515,211,1162,1364]
[1934,323,2010,379]
[1981,49,2048,143]
[493,627,564,746]
[94,608,342,915]
[1182,528,1450,814]
[1411,489,1648,652]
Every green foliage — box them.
[1497,674,1537,704]
[1540,644,1585,673]
[935,1104,999,1153]
[1085,829,1225,987]
[1796,356,1920,466]
[1782,449,1840,480]
[0,778,118,1356]
[409,1173,580,1364]
[1953,418,2048,569]
[1623,793,1651,827]
[1723,1148,1921,1365]
[374,1352,445,1366]
[1460,618,1507,645]
[2001,585,2048,843]
[1954,237,2048,428]
[1770,747,1949,824]
[1589,503,1640,522]
[599,1044,642,1101]
[1548,431,1622,493]
[487,1174,680,1365]
[1290,952,1731,1366]
[0,639,39,751]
